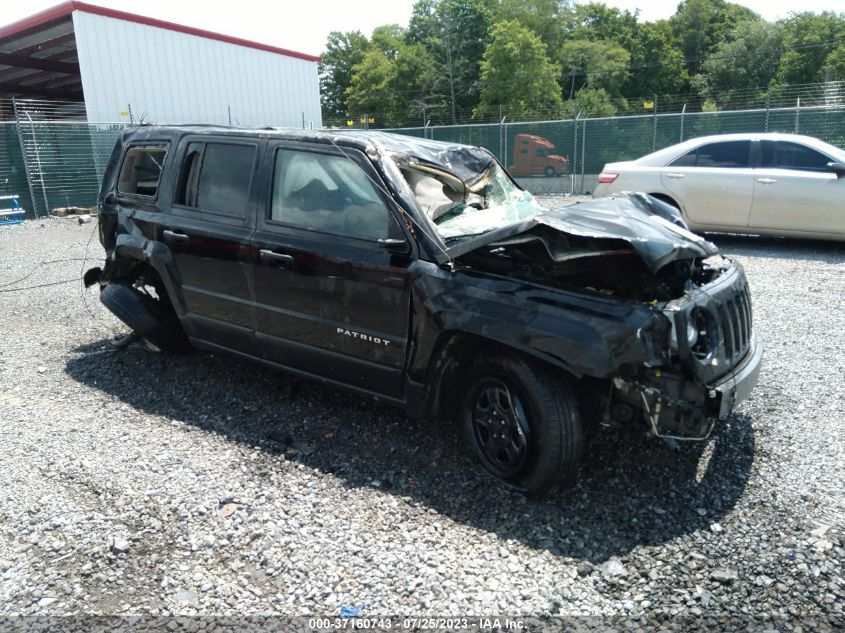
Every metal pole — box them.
[572,111,580,194]
[680,103,686,142]
[499,115,506,163]
[128,103,134,125]
[652,94,658,151]
[301,112,306,129]
[764,88,770,132]
[580,118,586,194]
[25,112,49,217]
[228,106,232,126]
[794,97,800,133]
[12,98,38,220]
[365,112,369,131]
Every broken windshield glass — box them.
[400,161,546,241]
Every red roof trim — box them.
[0,1,320,62]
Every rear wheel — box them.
[462,353,582,499]
[100,282,189,353]
[544,166,556,177]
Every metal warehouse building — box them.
[0,2,321,218]
[0,1,321,126]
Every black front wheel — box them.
[462,354,582,499]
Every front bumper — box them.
[713,332,763,418]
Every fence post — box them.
[11,98,39,219]
[794,98,800,133]
[764,88,770,132]
[580,118,586,194]
[680,103,686,142]
[652,94,658,151]
[498,116,507,163]
[572,111,580,195]
[23,112,50,217]
[228,106,232,126]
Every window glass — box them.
[194,143,256,217]
[694,141,751,168]
[270,149,390,240]
[761,141,831,172]
[669,149,697,167]
[175,144,202,207]
[536,149,549,157]
[117,146,166,196]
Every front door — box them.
[250,143,412,398]
[749,139,845,236]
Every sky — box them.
[1,0,843,57]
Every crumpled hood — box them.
[440,193,719,272]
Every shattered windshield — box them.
[400,161,546,242]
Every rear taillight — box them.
[598,172,619,184]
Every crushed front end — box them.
[611,255,763,440]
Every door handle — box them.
[259,249,294,264]
[163,229,190,243]
[666,173,685,179]
[756,178,778,184]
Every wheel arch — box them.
[425,330,581,420]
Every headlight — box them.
[669,317,699,351]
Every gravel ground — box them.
[0,216,843,628]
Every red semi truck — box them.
[509,134,570,177]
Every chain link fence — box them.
[391,102,845,196]
[2,94,844,219]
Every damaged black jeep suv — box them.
[86,125,763,498]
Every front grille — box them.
[716,284,752,365]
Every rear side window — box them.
[670,141,751,168]
[176,142,257,218]
[117,146,167,197]
[761,141,831,172]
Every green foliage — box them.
[670,0,760,75]
[559,39,630,97]
[474,20,562,120]
[693,20,783,105]
[320,0,845,127]
[776,12,845,84]
[319,31,370,119]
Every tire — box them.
[100,283,189,353]
[544,166,555,177]
[462,353,582,499]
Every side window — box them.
[694,141,751,168]
[176,142,256,218]
[536,148,549,157]
[117,146,167,197]
[761,141,831,172]
[669,149,697,167]
[270,149,390,240]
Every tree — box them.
[693,19,783,105]
[474,21,563,120]
[345,49,394,121]
[626,20,689,97]
[407,0,493,122]
[775,12,845,85]
[371,24,406,60]
[319,31,370,120]
[823,46,845,82]
[670,0,760,76]
[494,0,570,54]
[558,39,630,98]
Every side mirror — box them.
[826,162,845,178]
[104,191,118,204]
[377,237,411,257]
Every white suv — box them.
[593,133,845,240]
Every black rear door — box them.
[161,137,261,353]
[250,142,412,398]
